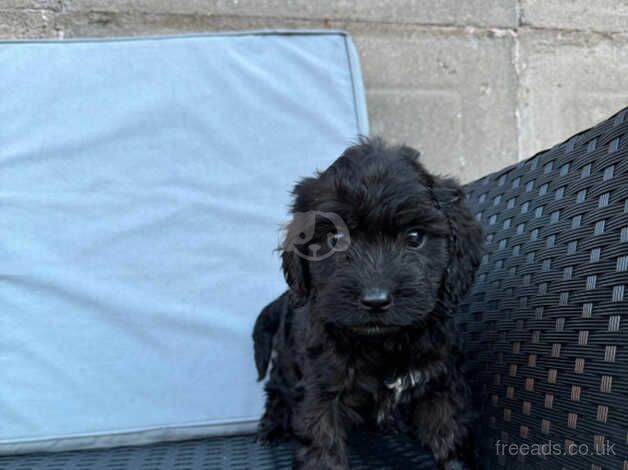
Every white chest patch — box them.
[376,362,448,427]
[377,369,427,426]
[385,369,425,401]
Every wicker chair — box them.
[461,106,628,470]
[1,109,625,469]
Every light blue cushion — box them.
[0,31,368,454]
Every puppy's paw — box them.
[292,455,348,470]
[441,459,465,470]
[293,443,350,470]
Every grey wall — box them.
[2,0,627,182]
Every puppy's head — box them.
[281,138,483,336]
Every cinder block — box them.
[354,27,519,182]
[0,9,57,38]
[1,0,60,9]
[521,0,628,33]
[517,30,628,159]
[63,0,518,28]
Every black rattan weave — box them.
[459,107,628,469]
[0,432,436,470]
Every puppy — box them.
[253,139,483,469]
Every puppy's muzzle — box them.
[360,288,392,312]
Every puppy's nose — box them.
[360,288,392,311]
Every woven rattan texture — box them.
[460,107,628,470]
[0,432,436,470]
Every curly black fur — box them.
[253,139,484,469]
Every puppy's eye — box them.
[328,231,348,249]
[406,230,426,249]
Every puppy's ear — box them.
[281,217,310,299]
[432,176,484,307]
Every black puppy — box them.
[253,139,483,469]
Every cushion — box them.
[0,31,368,454]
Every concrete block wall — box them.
[1,0,627,182]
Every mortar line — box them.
[514,0,524,162]
[51,10,628,39]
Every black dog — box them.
[253,139,483,469]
